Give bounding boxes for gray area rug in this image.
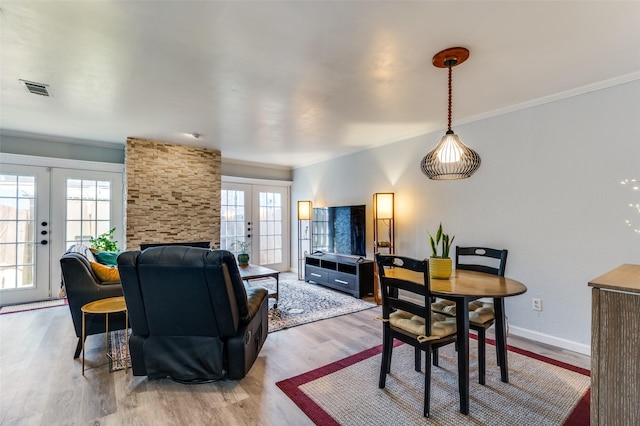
[254,272,376,332]
[108,272,376,371]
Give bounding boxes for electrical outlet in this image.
[532,298,543,311]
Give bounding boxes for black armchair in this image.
[117,247,268,382]
[60,245,127,359]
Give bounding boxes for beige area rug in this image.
[277,340,590,425]
[0,298,67,314]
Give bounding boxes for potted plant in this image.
[232,240,251,266]
[428,223,455,279]
[89,227,120,252]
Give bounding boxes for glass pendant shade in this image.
[421,131,481,180]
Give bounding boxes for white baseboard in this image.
[508,325,591,356]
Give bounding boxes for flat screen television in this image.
[312,204,366,257]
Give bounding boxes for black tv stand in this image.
[304,253,374,298]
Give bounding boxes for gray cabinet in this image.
[305,253,373,298]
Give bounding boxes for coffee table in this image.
[239,264,280,308]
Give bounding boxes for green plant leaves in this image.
[428,223,454,259]
[89,227,120,252]
[232,240,251,254]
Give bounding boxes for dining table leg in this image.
[455,298,470,415]
[493,297,509,383]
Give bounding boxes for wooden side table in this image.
[81,296,128,375]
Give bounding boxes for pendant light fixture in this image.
[421,47,481,180]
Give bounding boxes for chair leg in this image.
[424,346,432,417]
[386,334,393,373]
[433,347,439,367]
[414,346,421,372]
[478,327,486,385]
[379,332,390,388]
[73,337,83,359]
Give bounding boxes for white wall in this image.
[291,79,640,353]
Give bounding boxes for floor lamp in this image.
[298,201,313,280]
[373,192,395,304]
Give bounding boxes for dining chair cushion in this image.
[389,310,457,338]
[431,300,456,315]
[431,300,495,325]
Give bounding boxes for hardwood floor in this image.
[0,303,589,425]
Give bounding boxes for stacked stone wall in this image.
[125,137,221,250]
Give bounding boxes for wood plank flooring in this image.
[0,302,589,425]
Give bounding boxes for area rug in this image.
[0,298,67,314]
[254,272,376,332]
[108,273,376,371]
[108,329,131,372]
[277,339,590,425]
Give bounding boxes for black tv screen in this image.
[312,205,366,256]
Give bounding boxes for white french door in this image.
[0,165,50,305]
[0,156,123,306]
[220,182,290,271]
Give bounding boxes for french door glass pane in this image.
[96,220,111,235]
[65,178,112,248]
[258,191,283,265]
[67,200,81,220]
[96,201,110,220]
[18,176,35,197]
[220,189,246,253]
[0,173,36,290]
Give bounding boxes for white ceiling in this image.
[1,1,640,168]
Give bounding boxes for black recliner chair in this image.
[60,245,127,359]
[117,247,268,382]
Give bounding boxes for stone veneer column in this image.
[125,137,221,250]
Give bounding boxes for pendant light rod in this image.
[433,46,469,134]
[447,65,453,133]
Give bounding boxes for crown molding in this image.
[459,71,640,126]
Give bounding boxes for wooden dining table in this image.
[385,268,527,415]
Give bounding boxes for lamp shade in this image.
[421,132,481,180]
[374,193,394,220]
[297,200,312,220]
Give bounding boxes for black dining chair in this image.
[376,254,458,417]
[431,246,508,385]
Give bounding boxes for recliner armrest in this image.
[244,287,268,323]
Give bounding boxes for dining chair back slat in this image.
[455,246,508,276]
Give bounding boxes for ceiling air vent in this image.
[19,79,51,97]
